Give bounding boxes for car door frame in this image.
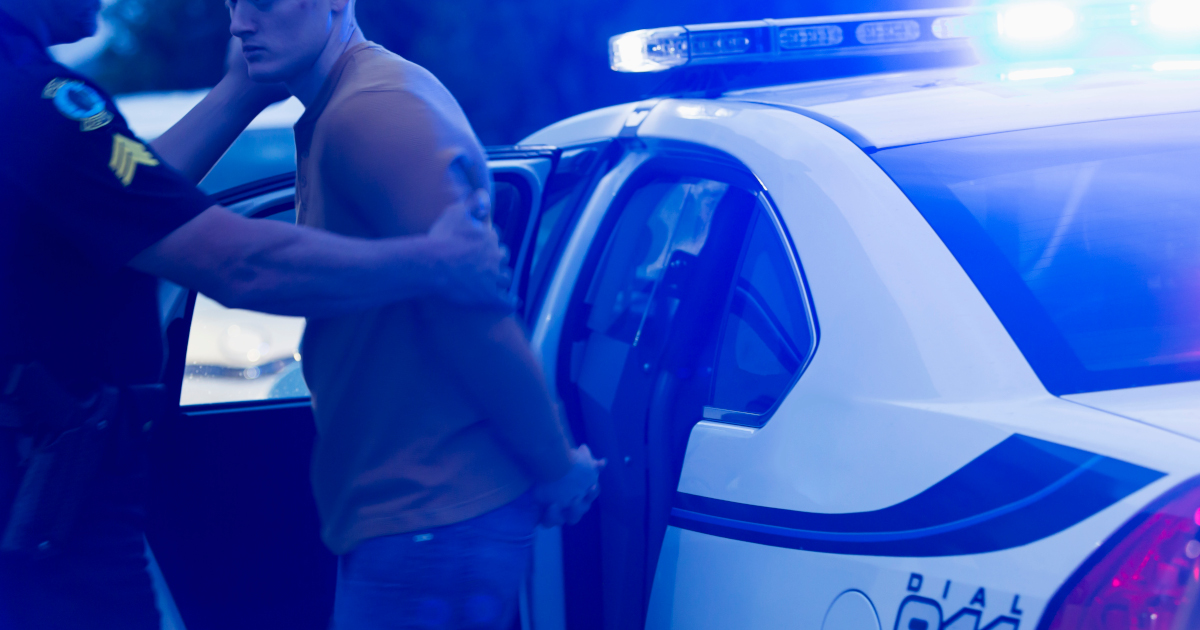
[151,147,572,629]
[522,138,816,630]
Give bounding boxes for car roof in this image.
[723,58,1200,149]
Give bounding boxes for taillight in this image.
[1042,479,1200,630]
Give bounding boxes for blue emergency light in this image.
[609,2,1200,73]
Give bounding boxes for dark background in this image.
[87,0,959,144]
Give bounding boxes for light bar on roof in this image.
[608,2,1200,73]
[609,8,980,73]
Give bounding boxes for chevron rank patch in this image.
[109,134,159,187]
[43,78,113,132]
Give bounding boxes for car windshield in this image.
[873,111,1200,395]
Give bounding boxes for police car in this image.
[146,3,1200,630]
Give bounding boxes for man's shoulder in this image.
[338,44,457,107]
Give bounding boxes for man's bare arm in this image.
[421,304,575,481]
[151,40,289,183]
[129,201,511,316]
[322,89,576,482]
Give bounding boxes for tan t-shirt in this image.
[295,42,572,555]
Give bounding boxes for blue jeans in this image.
[334,492,539,630]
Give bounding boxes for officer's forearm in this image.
[130,206,444,317]
[150,77,271,184]
[221,229,446,317]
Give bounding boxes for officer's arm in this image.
[128,202,511,317]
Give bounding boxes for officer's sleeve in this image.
[19,78,213,274]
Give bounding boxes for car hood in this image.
[1065,380,1200,441]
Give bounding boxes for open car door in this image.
[145,144,599,629]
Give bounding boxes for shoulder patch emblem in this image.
[109,134,159,187]
[43,78,113,132]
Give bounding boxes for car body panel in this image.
[727,62,1200,149]
[513,89,1200,630]
[523,102,643,147]
[1066,380,1200,441]
[141,51,1200,629]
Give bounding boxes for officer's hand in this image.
[225,38,290,110]
[534,445,605,528]
[427,190,516,309]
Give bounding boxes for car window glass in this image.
[873,111,1200,393]
[585,178,724,344]
[491,179,527,270]
[525,146,612,321]
[710,209,812,417]
[179,209,310,405]
[199,128,297,194]
[573,177,728,411]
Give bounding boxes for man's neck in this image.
[286,23,366,108]
[0,1,50,47]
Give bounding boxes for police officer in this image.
[0,0,512,626]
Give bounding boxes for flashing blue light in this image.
[608,9,977,73]
[931,15,974,39]
[691,30,755,57]
[608,3,1200,74]
[1150,1,1200,32]
[779,25,844,49]
[1002,66,1076,79]
[1153,58,1200,70]
[997,3,1077,41]
[610,28,689,73]
[856,20,923,44]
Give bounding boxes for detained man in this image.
[217,0,604,628]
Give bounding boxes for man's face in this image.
[38,0,102,45]
[228,0,334,83]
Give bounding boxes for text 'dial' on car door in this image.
[553,151,817,630]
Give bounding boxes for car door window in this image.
[575,177,727,408]
[180,209,309,406]
[707,208,813,424]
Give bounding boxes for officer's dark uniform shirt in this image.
[0,10,212,391]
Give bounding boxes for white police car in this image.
[147,4,1200,630]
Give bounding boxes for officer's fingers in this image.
[541,502,566,528]
[565,495,595,525]
[431,194,492,239]
[429,203,472,238]
[469,190,492,222]
[496,267,514,292]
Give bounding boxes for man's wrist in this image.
[212,75,275,120]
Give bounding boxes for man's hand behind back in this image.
[534,445,604,528]
[428,190,516,310]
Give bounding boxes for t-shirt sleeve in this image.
[321,89,473,235]
[17,76,213,273]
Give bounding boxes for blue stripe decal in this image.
[670,435,1163,556]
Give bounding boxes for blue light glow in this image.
[1150,1,1200,32]
[1002,66,1076,79]
[1153,59,1200,70]
[855,20,922,45]
[778,25,844,49]
[997,3,1078,41]
[609,28,689,73]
